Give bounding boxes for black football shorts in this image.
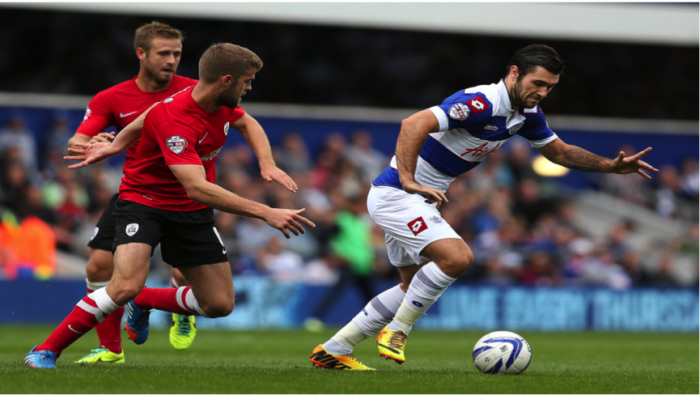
[87,193,120,252]
[112,199,228,268]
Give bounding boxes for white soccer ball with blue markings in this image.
[472,331,532,375]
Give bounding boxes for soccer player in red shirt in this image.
[67,22,200,364]
[25,43,313,369]
[67,22,298,364]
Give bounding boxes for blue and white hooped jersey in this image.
[373,79,558,192]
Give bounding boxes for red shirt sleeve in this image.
[75,91,115,137]
[231,106,246,122]
[154,120,203,166]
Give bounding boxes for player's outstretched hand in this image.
[88,132,116,144]
[263,208,316,238]
[402,180,449,209]
[63,142,117,169]
[610,147,659,180]
[262,165,298,193]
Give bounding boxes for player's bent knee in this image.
[111,282,145,306]
[202,299,234,318]
[442,250,474,277]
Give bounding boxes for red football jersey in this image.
[119,86,246,211]
[76,75,198,164]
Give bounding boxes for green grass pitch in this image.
[0,326,697,393]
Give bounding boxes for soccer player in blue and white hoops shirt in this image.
[310,44,658,370]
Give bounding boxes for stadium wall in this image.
[2,278,697,332]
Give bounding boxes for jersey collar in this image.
[495,79,525,127]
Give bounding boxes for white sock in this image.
[387,262,456,334]
[177,286,209,318]
[86,279,110,292]
[324,284,406,355]
[88,287,119,318]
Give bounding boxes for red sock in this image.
[133,287,199,315]
[89,289,123,354]
[37,296,105,354]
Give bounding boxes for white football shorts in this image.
[367,185,462,267]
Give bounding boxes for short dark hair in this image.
[133,21,184,52]
[506,44,565,79]
[199,43,263,84]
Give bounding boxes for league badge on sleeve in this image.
[449,103,470,121]
[166,136,188,154]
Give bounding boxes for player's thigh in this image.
[177,261,234,312]
[368,186,461,267]
[110,199,163,302]
[170,267,189,287]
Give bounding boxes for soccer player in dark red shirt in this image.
[25,43,313,369]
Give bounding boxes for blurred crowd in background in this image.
[0,112,697,291]
[0,8,697,120]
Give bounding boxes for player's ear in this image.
[136,47,147,61]
[221,75,233,87]
[509,65,519,81]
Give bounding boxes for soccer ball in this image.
[472,331,532,375]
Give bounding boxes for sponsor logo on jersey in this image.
[429,215,443,224]
[407,217,428,236]
[90,227,99,241]
[126,223,139,237]
[224,122,230,136]
[484,125,499,131]
[163,98,174,103]
[198,132,208,144]
[83,107,92,121]
[467,96,489,114]
[508,123,523,135]
[200,147,222,162]
[448,103,470,121]
[460,141,502,161]
[166,135,188,154]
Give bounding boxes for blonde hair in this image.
[198,43,263,84]
[133,21,184,52]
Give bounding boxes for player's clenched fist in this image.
[262,208,316,238]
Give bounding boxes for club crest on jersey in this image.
[449,103,470,121]
[163,98,174,103]
[126,223,139,237]
[407,217,428,236]
[224,122,230,136]
[508,123,523,135]
[166,135,188,154]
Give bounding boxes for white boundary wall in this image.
[4,3,698,46]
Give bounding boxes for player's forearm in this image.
[111,113,146,152]
[395,118,428,184]
[67,134,91,151]
[551,145,614,173]
[188,181,269,220]
[238,119,276,169]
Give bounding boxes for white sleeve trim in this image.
[428,106,450,132]
[526,133,558,148]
